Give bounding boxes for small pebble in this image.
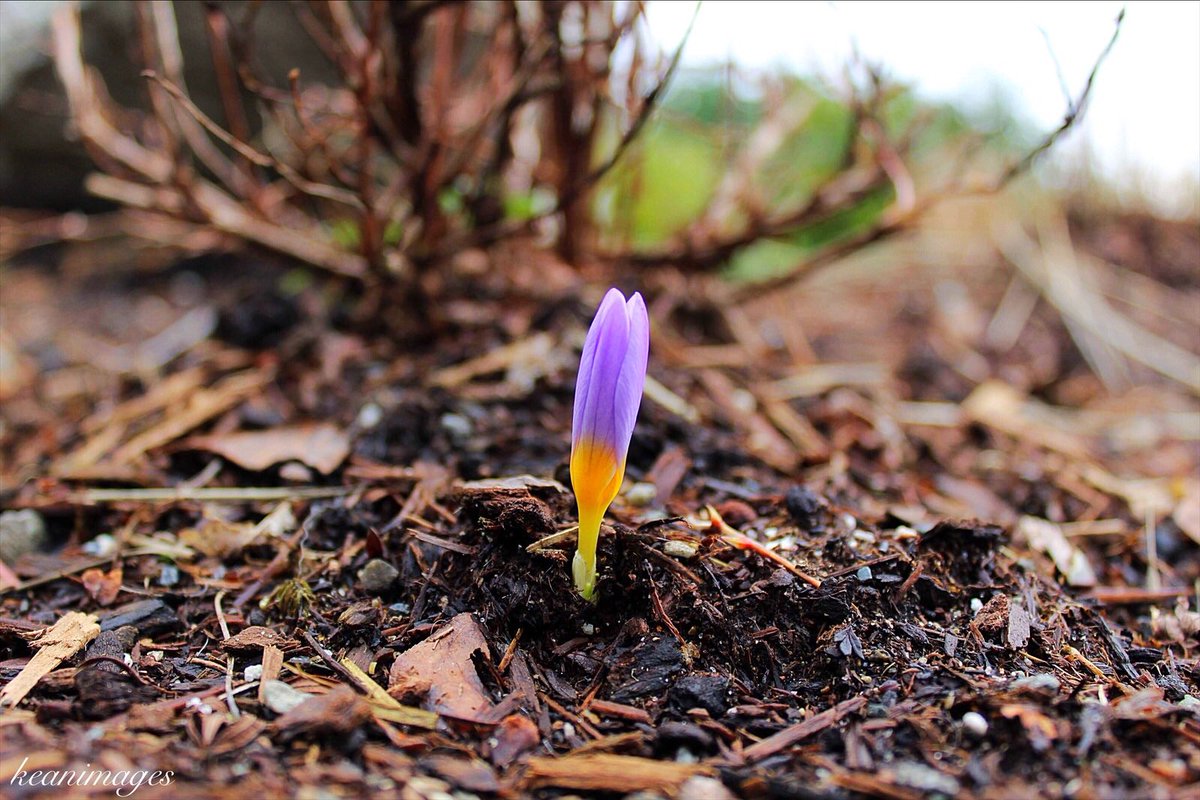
[158,564,180,587]
[244,664,263,682]
[1011,673,1061,693]
[663,540,698,559]
[358,559,399,593]
[678,775,737,800]
[440,413,473,441]
[892,761,960,796]
[970,597,984,613]
[356,402,383,429]
[581,623,595,636]
[0,509,47,563]
[962,711,988,737]
[784,486,821,525]
[855,566,873,582]
[278,462,313,482]
[625,482,658,508]
[83,533,117,557]
[262,680,312,715]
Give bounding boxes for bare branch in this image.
[142,71,365,210]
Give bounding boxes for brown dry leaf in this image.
[221,626,297,653]
[1017,516,1097,587]
[1082,465,1174,520]
[186,423,350,475]
[79,565,123,606]
[180,519,260,559]
[1110,687,1178,720]
[1151,599,1200,643]
[388,613,493,721]
[180,502,296,559]
[963,381,1089,459]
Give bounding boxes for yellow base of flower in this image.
[570,439,624,602]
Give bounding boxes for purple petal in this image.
[610,292,649,460]
[572,288,631,452]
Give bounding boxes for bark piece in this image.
[0,611,100,707]
[523,753,709,793]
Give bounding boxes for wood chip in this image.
[1017,516,1097,587]
[0,611,100,707]
[523,753,709,793]
[741,695,867,762]
[109,369,270,467]
[588,698,653,725]
[258,644,284,705]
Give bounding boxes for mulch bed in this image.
[1,220,1197,799]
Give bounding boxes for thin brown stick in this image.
[143,71,364,210]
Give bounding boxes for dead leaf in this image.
[1017,516,1097,587]
[80,565,123,606]
[180,503,296,559]
[186,423,350,474]
[1151,598,1200,643]
[221,626,297,653]
[1109,687,1177,720]
[389,612,493,720]
[963,381,1089,459]
[180,519,260,559]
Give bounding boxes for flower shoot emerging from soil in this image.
[570,288,649,601]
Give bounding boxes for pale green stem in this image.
[572,505,603,601]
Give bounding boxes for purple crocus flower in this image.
[570,288,649,600]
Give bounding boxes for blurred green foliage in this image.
[584,70,1033,280]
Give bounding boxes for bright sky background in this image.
[644,1,1200,217]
